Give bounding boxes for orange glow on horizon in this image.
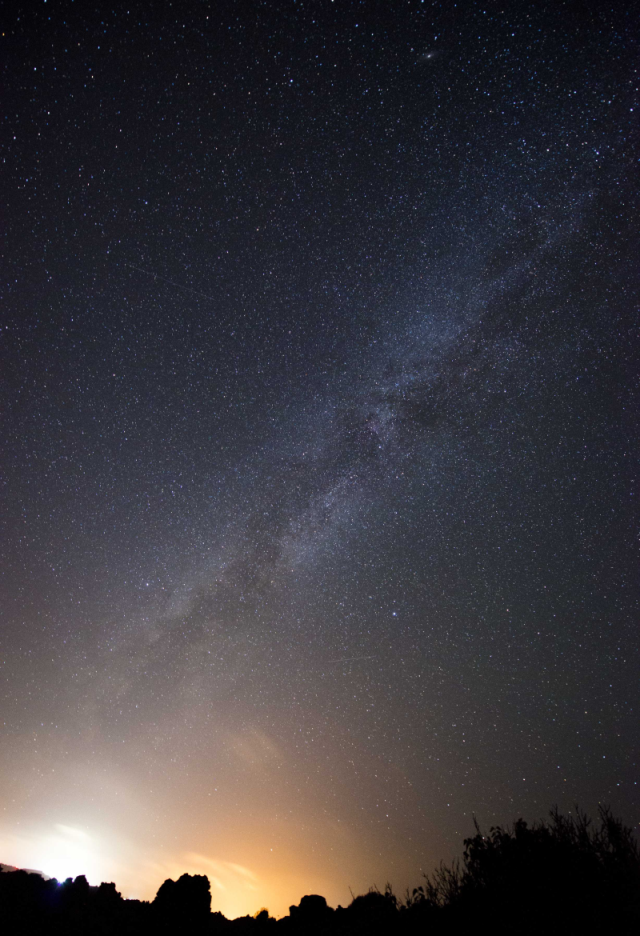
[0,810,429,920]
[0,721,439,919]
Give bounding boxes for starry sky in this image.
[1,0,638,919]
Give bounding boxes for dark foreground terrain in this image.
[1,808,639,935]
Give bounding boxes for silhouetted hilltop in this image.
[1,807,639,935]
[0,863,50,879]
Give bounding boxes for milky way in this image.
[1,0,638,917]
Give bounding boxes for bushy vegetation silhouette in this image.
[1,806,638,934]
[403,805,640,934]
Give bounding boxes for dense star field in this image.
[1,0,638,919]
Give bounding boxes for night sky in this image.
[1,0,638,919]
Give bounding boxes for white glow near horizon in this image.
[0,824,113,886]
[31,825,101,883]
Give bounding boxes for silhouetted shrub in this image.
[413,806,640,934]
[345,885,399,936]
[284,893,335,934]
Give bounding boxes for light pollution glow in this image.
[0,721,441,919]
